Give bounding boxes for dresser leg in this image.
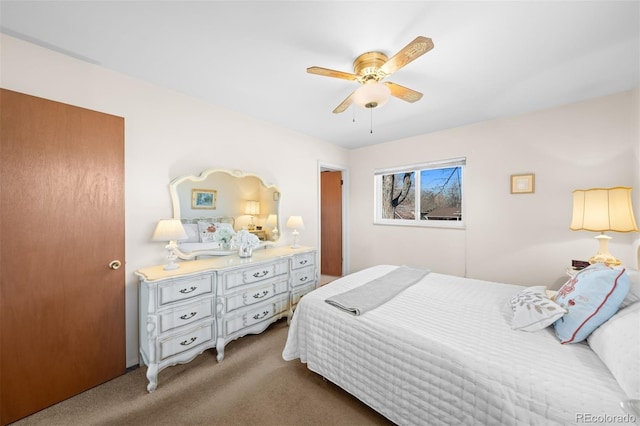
[146,364,158,392]
[216,340,225,362]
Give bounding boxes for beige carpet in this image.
[12,319,392,426]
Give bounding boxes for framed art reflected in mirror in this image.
[191,188,217,209]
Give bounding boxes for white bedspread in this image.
[283,265,630,426]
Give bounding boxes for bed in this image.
[176,216,237,256]
[283,264,639,425]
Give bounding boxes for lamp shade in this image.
[266,214,278,227]
[286,215,305,230]
[570,187,638,232]
[245,200,260,215]
[353,81,391,109]
[152,219,188,241]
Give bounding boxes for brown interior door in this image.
[0,89,126,425]
[321,171,343,276]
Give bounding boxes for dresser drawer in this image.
[222,260,288,290]
[158,298,214,334]
[159,321,214,361]
[291,266,316,288]
[291,282,316,306]
[159,275,213,306]
[222,278,289,314]
[223,296,289,336]
[292,252,316,270]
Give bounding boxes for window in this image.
[374,157,465,228]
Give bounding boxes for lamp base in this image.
[163,262,180,270]
[163,244,180,270]
[588,233,621,266]
[290,229,299,249]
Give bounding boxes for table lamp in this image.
[245,200,260,230]
[570,187,638,266]
[152,219,188,270]
[266,214,279,241]
[286,215,305,248]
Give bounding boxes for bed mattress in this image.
[282,265,629,425]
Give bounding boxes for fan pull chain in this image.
[370,108,373,134]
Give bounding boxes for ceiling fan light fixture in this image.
[353,81,391,109]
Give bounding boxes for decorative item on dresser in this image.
[245,200,260,230]
[169,168,281,260]
[136,245,317,392]
[286,215,305,248]
[248,228,267,241]
[151,219,189,270]
[266,214,279,241]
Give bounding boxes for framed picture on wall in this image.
[510,173,535,194]
[191,188,217,209]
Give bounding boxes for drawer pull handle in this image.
[253,310,269,320]
[252,270,269,278]
[180,337,197,346]
[253,290,269,299]
[180,312,197,320]
[179,286,197,294]
[299,276,308,282]
[298,260,308,265]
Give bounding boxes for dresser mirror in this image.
[169,168,280,259]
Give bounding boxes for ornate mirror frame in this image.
[169,168,281,259]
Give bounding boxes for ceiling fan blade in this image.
[307,66,359,81]
[384,82,423,103]
[379,36,434,76]
[332,92,355,114]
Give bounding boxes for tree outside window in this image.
[375,158,465,228]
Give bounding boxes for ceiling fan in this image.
[307,36,434,114]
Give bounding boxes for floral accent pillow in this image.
[197,221,218,243]
[509,286,566,332]
[553,263,630,344]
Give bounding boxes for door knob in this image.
[108,260,122,270]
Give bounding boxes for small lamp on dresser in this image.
[245,200,260,230]
[152,219,188,270]
[570,186,639,266]
[286,215,305,249]
[266,214,279,241]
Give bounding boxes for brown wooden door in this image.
[0,89,126,425]
[321,171,343,276]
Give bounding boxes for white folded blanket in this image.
[324,265,429,315]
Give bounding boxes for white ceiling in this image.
[1,1,638,149]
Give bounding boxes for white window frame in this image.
[373,157,466,229]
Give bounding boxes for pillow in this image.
[587,302,639,399]
[183,223,200,243]
[197,221,217,243]
[553,263,630,344]
[507,286,566,332]
[619,267,639,308]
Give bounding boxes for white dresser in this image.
[136,246,317,392]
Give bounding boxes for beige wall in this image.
[0,34,349,366]
[349,90,639,287]
[3,33,639,367]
